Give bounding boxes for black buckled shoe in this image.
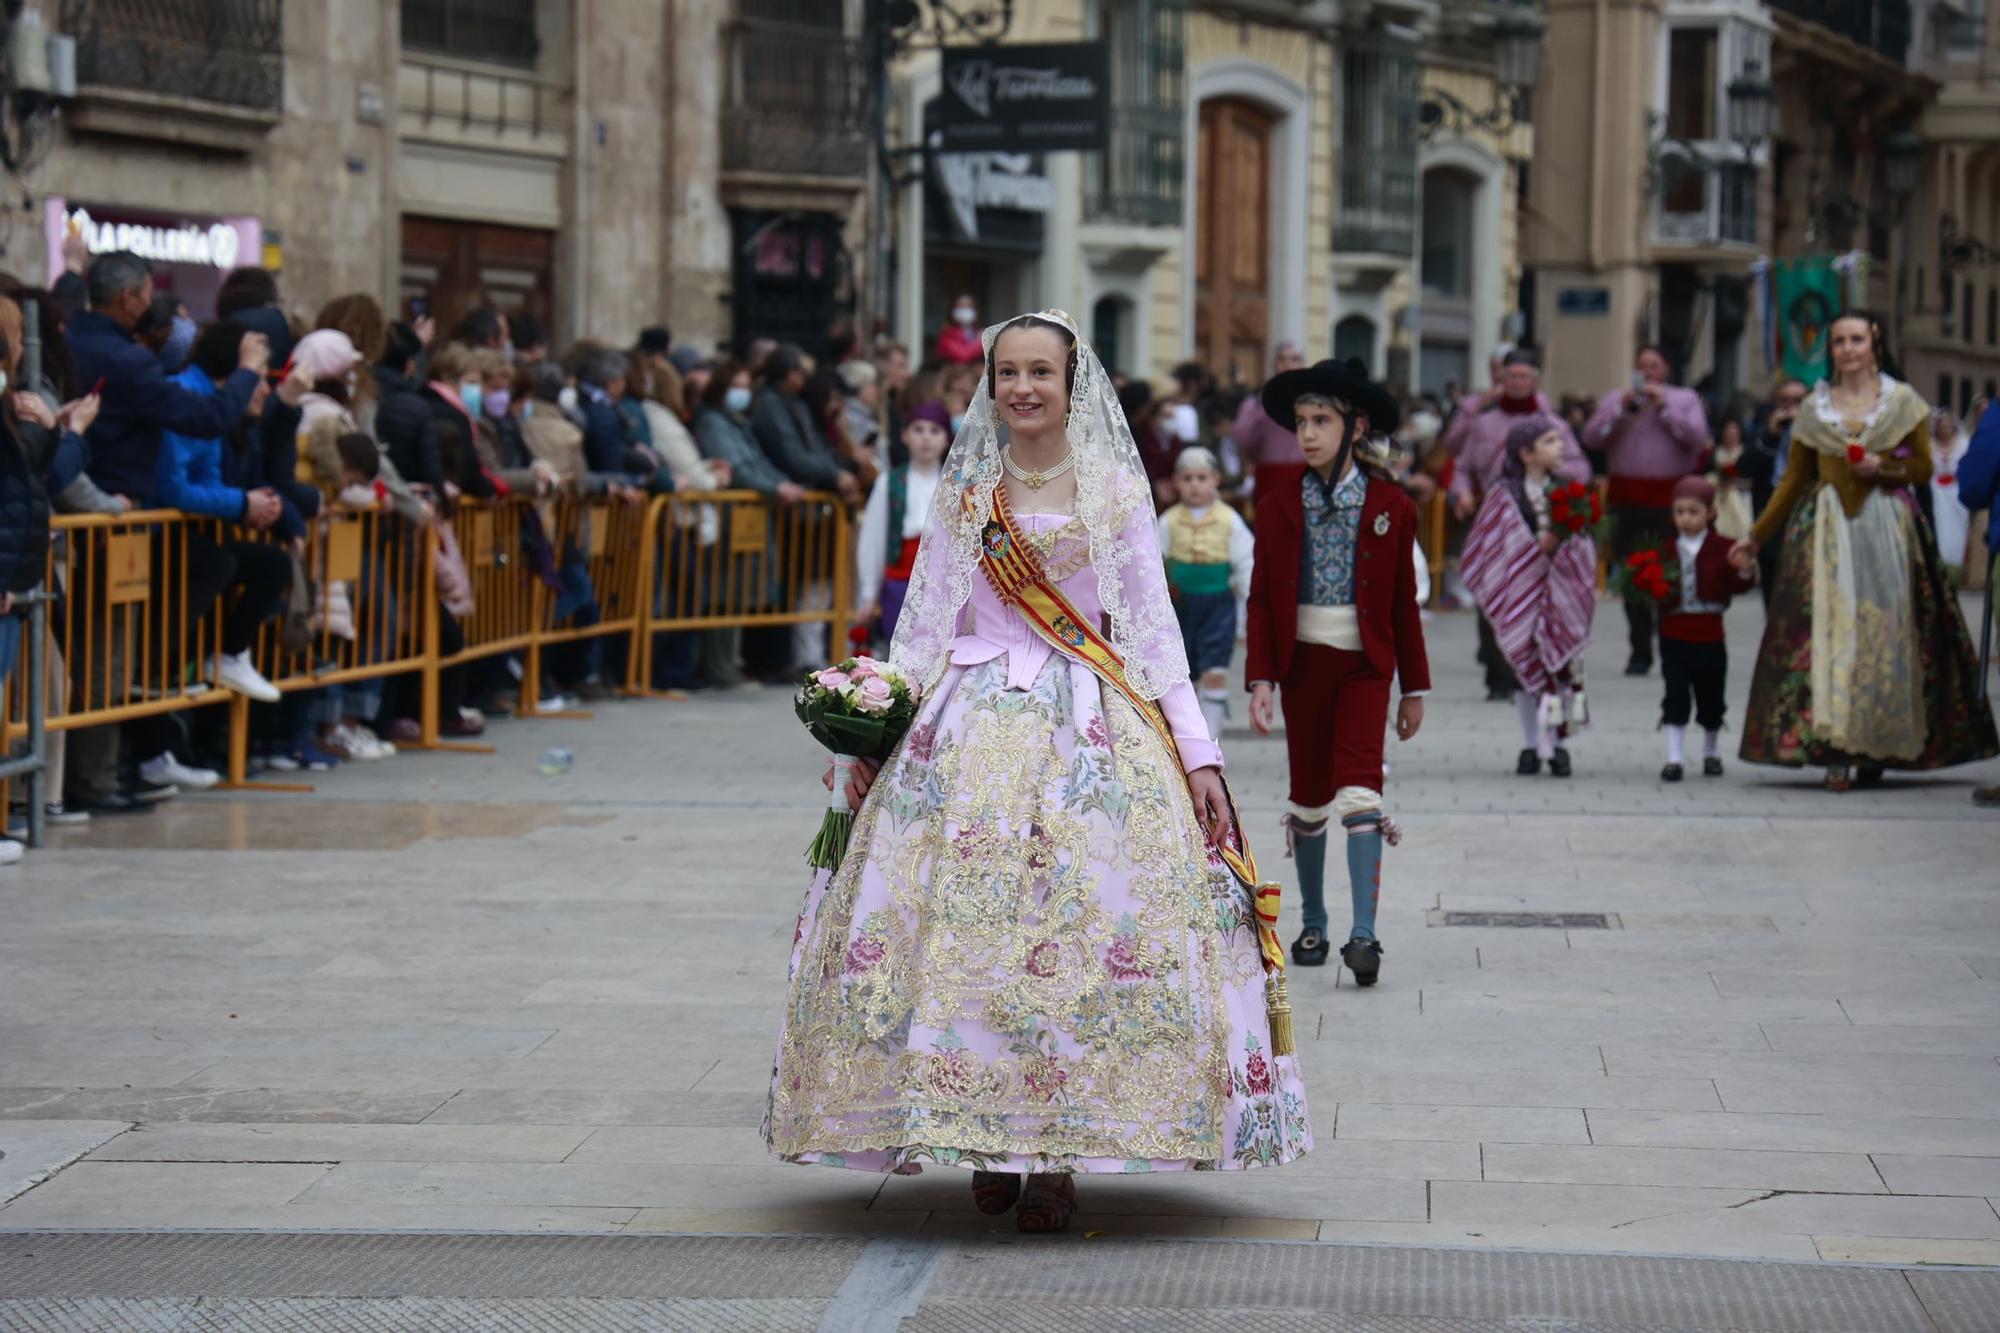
[1341,937,1384,987]
[1548,748,1573,778]
[1660,762,1684,782]
[1291,928,1330,966]
[1703,756,1724,777]
[1516,748,1541,776]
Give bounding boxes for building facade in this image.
[19,0,871,355]
[888,0,1531,391]
[1527,0,1999,411]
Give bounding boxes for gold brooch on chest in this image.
[1372,512,1390,536]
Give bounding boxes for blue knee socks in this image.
[1290,817,1329,934]
[1342,811,1383,942]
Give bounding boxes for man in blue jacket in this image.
[1957,399,2000,808]
[63,251,269,813]
[156,320,315,711]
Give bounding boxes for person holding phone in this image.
[1582,345,1711,676]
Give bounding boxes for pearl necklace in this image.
[1002,446,1076,489]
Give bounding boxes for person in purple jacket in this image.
[1583,345,1711,677]
[1958,398,2000,808]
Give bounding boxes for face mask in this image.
[521,401,535,421]
[159,315,197,372]
[953,306,976,326]
[483,388,511,419]
[558,385,579,416]
[458,382,483,419]
[724,386,753,414]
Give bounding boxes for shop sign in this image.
[934,152,1053,242]
[46,199,262,283]
[937,42,1110,153]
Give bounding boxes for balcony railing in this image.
[1335,38,1419,257]
[1655,157,1758,248]
[59,0,283,112]
[1086,0,1186,227]
[721,17,868,179]
[1770,0,1913,63]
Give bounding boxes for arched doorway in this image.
[1195,97,1274,385]
[1334,314,1377,369]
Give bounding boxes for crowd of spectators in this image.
[6,262,1997,864]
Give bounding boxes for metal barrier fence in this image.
[629,490,853,692]
[1,489,853,842]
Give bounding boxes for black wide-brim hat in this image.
[1260,358,1401,437]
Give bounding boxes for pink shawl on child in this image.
[1461,485,1597,696]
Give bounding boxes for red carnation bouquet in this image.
[1613,546,1679,603]
[1547,480,1611,541]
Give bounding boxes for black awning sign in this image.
[938,42,1110,154]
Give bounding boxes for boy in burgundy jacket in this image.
[1246,359,1430,986]
[1659,474,1756,781]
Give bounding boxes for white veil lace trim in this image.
[888,309,1190,700]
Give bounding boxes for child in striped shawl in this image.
[1461,416,1598,777]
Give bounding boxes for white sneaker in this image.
[140,752,220,791]
[0,839,21,865]
[212,651,281,703]
[328,723,392,762]
[351,723,395,758]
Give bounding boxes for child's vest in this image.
[1162,504,1233,596]
[884,465,921,583]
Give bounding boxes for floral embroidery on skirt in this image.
[765,655,1313,1175]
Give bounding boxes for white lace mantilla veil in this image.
[887,308,1190,699]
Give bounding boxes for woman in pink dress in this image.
[765,311,1311,1233]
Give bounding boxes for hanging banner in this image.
[937,42,1110,153]
[1775,256,1842,386]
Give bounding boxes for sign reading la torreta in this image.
[937,42,1111,154]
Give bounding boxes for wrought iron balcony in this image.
[1654,157,1758,248]
[721,16,867,180]
[1085,0,1186,227]
[1335,39,1421,257]
[59,0,283,113]
[1770,0,1913,63]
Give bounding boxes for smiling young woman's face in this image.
[991,325,1071,443]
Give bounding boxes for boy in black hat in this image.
[1245,360,1430,986]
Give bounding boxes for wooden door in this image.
[400,216,555,342]
[1195,98,1273,385]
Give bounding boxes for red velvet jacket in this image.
[1660,528,1756,643]
[1245,464,1432,693]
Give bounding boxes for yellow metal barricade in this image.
[421,496,536,746]
[226,503,434,787]
[1420,490,1448,608]
[12,511,234,733]
[519,491,653,715]
[630,489,853,690]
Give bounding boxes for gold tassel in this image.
[1265,972,1295,1057]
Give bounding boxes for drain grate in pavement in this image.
[1436,911,1617,929]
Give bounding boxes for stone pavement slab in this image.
[2,605,1997,1289]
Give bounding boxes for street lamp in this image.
[1419,3,1547,141]
[1724,59,1774,156]
[1879,129,1924,201]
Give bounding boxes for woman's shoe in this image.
[1341,936,1384,987]
[1703,756,1724,777]
[1516,749,1541,776]
[1660,763,1684,782]
[1015,1173,1076,1233]
[1290,928,1330,966]
[1823,766,1853,792]
[971,1170,1022,1216]
[1548,749,1572,778]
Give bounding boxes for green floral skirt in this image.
[1740,488,1998,771]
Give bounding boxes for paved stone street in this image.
[3,602,1998,1325]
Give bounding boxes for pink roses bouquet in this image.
[795,656,920,870]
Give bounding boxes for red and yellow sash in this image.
[975,483,1293,1053]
